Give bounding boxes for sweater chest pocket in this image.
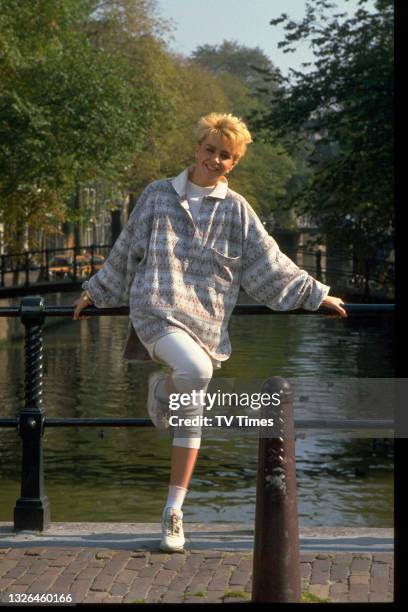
[210,248,242,293]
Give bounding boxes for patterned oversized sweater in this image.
[83,167,330,363]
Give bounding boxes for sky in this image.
[156,0,376,75]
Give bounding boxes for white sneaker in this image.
[160,507,185,552]
[147,371,170,430]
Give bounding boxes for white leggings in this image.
[145,331,215,449]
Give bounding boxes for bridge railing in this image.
[0,245,394,300]
[0,244,111,287]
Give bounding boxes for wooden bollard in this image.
[252,376,301,602]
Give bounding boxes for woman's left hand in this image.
[321,295,348,318]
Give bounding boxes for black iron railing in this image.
[0,244,111,287]
[0,245,394,301]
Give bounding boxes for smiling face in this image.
[191,133,239,187]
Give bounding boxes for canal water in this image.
[0,296,394,527]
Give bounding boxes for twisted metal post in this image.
[14,296,50,531]
[252,377,301,603]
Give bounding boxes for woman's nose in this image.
[211,151,220,164]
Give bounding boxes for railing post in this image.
[45,248,50,281]
[24,252,30,286]
[252,376,301,603]
[315,249,322,281]
[14,296,50,532]
[364,259,371,300]
[1,254,5,287]
[90,244,95,275]
[73,248,78,281]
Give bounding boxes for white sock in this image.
[165,485,188,511]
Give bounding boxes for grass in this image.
[223,589,328,603]
[301,590,330,603]
[223,590,250,599]
[130,588,329,604]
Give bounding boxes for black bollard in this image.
[14,296,50,531]
[252,377,301,603]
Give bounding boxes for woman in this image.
[73,112,346,552]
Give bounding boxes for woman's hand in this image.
[321,295,348,318]
[72,292,93,320]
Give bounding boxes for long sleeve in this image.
[82,183,154,308]
[240,201,330,311]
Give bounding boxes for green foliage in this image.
[223,590,249,599]
[191,39,278,103]
[79,3,229,198]
[229,141,295,220]
[256,0,394,258]
[0,0,159,249]
[301,590,329,603]
[5,4,378,251]
[123,51,229,196]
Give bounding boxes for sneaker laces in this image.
[165,512,182,536]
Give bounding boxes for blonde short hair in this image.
[195,112,253,160]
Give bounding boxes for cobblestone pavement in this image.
[0,547,393,604]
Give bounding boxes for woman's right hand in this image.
[72,293,93,320]
[321,295,347,318]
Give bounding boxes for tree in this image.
[81,2,229,202]
[122,49,230,198]
[0,0,157,250]
[255,0,394,259]
[191,40,278,103]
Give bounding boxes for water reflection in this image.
[0,299,394,526]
